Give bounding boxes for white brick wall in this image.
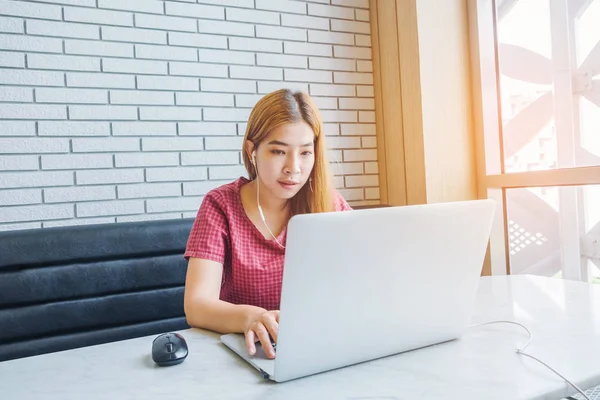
[0,0,379,231]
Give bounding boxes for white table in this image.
[1,275,599,400]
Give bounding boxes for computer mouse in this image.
[151,332,188,366]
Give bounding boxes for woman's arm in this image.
[183,257,279,358]
[184,257,265,334]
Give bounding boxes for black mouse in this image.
[152,332,188,366]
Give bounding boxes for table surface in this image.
[1,275,599,400]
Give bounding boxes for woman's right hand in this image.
[244,310,279,359]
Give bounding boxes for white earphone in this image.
[251,150,285,249]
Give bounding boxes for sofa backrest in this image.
[0,218,194,361]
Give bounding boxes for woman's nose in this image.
[285,154,301,174]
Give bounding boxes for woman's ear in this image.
[245,140,255,161]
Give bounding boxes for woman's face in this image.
[251,122,316,201]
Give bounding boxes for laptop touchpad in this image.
[254,340,276,360]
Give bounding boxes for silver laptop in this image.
[221,199,496,382]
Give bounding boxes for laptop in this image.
[221,199,496,382]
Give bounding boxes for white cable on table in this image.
[469,321,591,400]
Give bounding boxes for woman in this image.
[183,89,352,360]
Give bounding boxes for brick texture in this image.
[0,0,378,230]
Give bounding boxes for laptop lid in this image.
[269,199,495,382]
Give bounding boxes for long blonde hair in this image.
[242,89,334,216]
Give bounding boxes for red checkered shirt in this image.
[184,177,353,311]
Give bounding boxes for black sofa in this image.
[0,218,195,362]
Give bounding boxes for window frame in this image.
[468,0,600,279]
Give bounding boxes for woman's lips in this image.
[278,181,299,190]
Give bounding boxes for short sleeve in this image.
[334,190,353,211]
[184,193,229,264]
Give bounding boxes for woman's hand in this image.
[244,310,279,359]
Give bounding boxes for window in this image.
[470,0,600,281]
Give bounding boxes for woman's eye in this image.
[302,151,313,156]
[271,149,285,155]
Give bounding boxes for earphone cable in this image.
[255,165,286,249]
[469,321,590,400]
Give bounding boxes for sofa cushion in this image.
[0,218,195,362]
